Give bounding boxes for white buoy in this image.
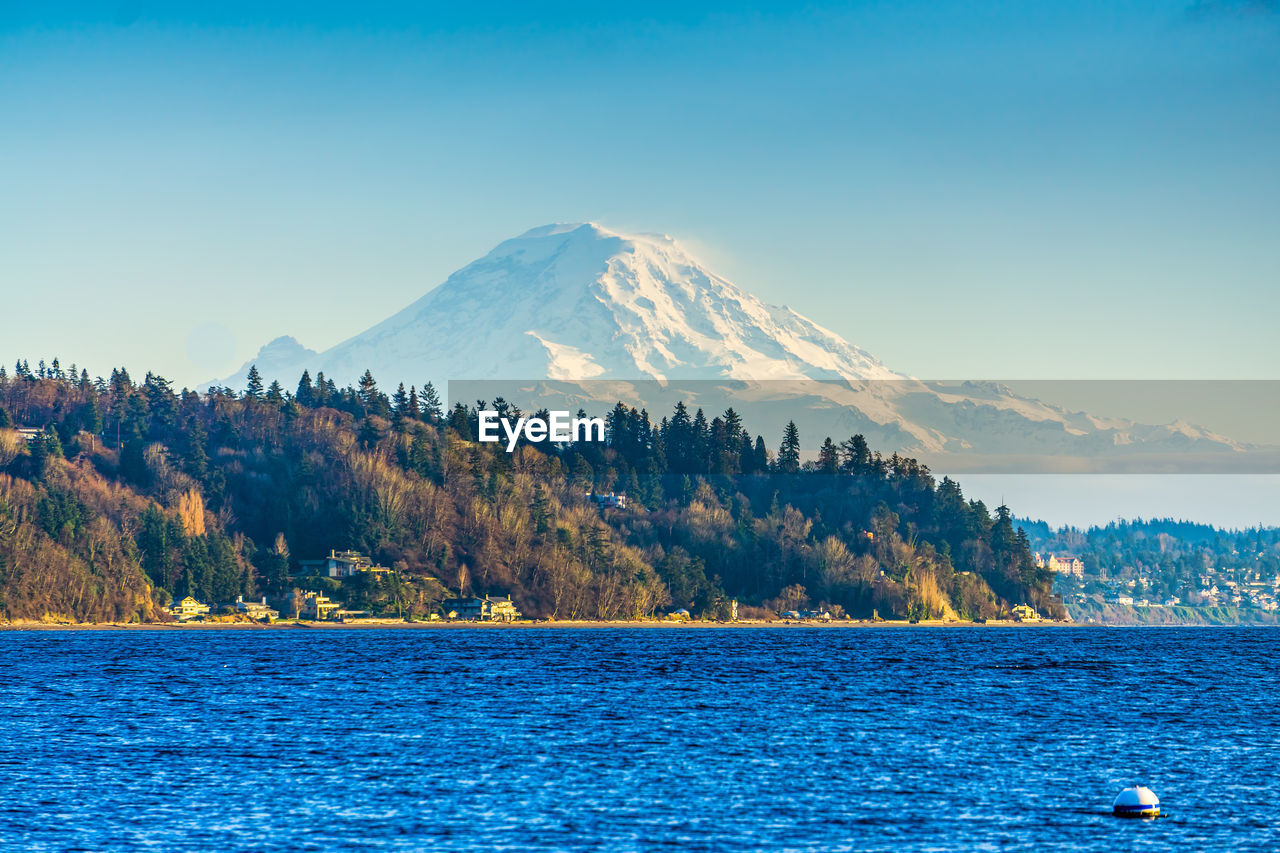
[1113,785,1160,818]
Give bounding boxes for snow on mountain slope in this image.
[220,222,899,389]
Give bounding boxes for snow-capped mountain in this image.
[225,222,898,387]
[219,222,1266,471]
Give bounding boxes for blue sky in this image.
[3,1,1277,390]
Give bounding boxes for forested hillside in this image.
[0,358,1063,622]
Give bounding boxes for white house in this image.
[234,595,279,621]
[585,492,628,510]
[171,596,210,621]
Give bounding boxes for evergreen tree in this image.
[84,396,105,438]
[692,408,711,472]
[183,419,209,480]
[738,433,758,473]
[421,382,442,423]
[777,421,801,473]
[447,402,472,440]
[357,370,379,416]
[392,383,410,417]
[817,437,839,474]
[296,370,315,407]
[840,434,874,475]
[244,365,264,401]
[408,430,436,480]
[43,426,64,459]
[531,484,552,535]
[358,417,382,449]
[753,435,769,471]
[664,401,695,473]
[313,371,331,406]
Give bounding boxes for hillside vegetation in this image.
[0,359,1063,622]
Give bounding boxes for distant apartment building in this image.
[1115,595,1135,606]
[170,596,210,621]
[1034,552,1085,579]
[299,549,393,579]
[442,595,521,622]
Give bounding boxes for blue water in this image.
[1,627,1276,852]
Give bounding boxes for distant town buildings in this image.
[442,595,521,622]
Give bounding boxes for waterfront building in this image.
[234,595,279,621]
[302,591,341,621]
[442,595,521,622]
[1011,604,1041,622]
[171,596,210,621]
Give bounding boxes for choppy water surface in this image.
[1,627,1276,851]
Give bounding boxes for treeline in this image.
[1019,517,1280,601]
[0,358,1062,622]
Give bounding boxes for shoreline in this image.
[0,618,1120,631]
